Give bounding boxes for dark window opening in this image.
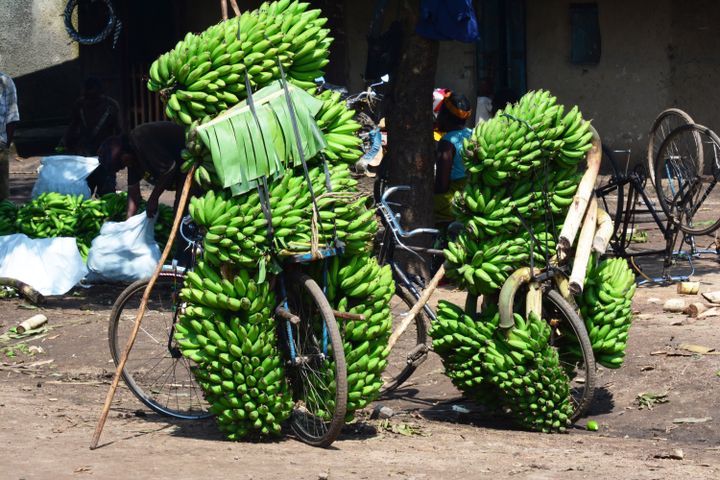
[570,3,601,65]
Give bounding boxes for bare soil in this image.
[2,156,720,479]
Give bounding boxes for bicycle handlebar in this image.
[379,186,439,238]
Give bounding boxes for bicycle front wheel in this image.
[655,123,720,235]
[380,281,430,395]
[280,273,347,448]
[543,289,596,422]
[108,272,211,420]
[647,108,698,186]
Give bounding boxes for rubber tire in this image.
[379,281,430,395]
[543,289,597,422]
[647,108,698,186]
[108,272,212,420]
[283,273,347,448]
[654,123,720,235]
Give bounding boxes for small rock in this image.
[370,404,394,419]
[318,472,329,480]
[647,297,662,304]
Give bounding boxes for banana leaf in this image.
[196,81,326,195]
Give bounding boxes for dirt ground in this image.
[2,155,720,479]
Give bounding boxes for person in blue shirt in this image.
[434,92,472,222]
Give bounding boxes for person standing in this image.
[0,71,20,201]
[59,77,121,156]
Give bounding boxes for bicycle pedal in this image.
[407,344,429,366]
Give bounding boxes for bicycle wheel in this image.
[655,123,720,235]
[542,289,596,422]
[380,281,430,394]
[108,272,211,420]
[280,273,347,448]
[647,108,698,186]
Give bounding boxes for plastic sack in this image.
[86,212,161,283]
[0,234,88,296]
[31,155,99,199]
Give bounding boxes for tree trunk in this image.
[385,1,439,274]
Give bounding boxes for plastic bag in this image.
[31,155,99,199]
[0,234,88,296]
[85,212,161,283]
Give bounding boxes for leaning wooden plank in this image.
[569,195,598,295]
[557,127,602,261]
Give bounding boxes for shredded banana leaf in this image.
[197,81,326,195]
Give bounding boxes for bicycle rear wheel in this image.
[655,123,720,235]
[108,272,211,420]
[380,281,430,394]
[280,273,347,448]
[647,108,698,186]
[543,289,596,422]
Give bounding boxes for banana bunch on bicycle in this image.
[146,0,397,443]
[434,89,636,433]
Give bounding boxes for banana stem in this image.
[498,267,540,330]
[592,206,614,254]
[557,126,602,262]
[569,194,598,295]
[0,277,44,305]
[91,165,197,450]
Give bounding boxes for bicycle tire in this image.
[647,108,698,186]
[543,289,596,422]
[281,273,347,448]
[108,272,212,420]
[655,123,720,235]
[380,281,430,395]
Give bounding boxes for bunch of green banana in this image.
[462,90,592,186]
[444,228,557,296]
[321,254,394,418]
[429,302,573,433]
[189,189,270,269]
[148,0,332,127]
[576,257,635,369]
[0,200,18,235]
[175,269,294,438]
[315,89,364,163]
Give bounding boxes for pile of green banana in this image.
[0,200,18,235]
[8,192,174,259]
[148,0,333,127]
[575,257,635,369]
[433,91,619,433]
[175,265,294,438]
[431,302,573,433]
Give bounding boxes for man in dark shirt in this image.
[94,121,186,219]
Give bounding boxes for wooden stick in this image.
[221,0,228,20]
[592,207,614,254]
[526,282,542,319]
[387,264,444,352]
[0,277,44,304]
[229,0,241,16]
[90,167,196,450]
[557,128,602,262]
[17,314,48,334]
[569,195,598,295]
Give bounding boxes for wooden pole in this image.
[0,278,44,304]
[557,128,602,262]
[569,195,598,295]
[90,167,196,450]
[592,207,614,254]
[387,264,444,352]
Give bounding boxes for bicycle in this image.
[108,215,349,447]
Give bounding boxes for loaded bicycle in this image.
[108,213,349,447]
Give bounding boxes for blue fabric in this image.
[442,128,471,181]
[415,0,480,43]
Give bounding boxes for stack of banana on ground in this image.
[151,0,394,440]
